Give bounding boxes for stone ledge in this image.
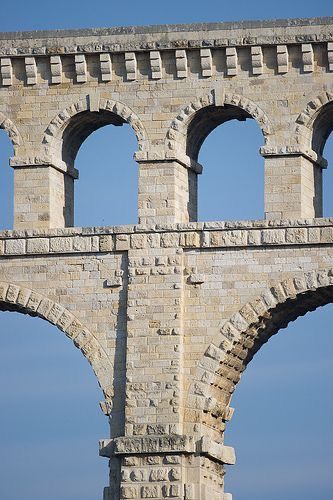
[0,219,332,256]
[99,434,235,465]
[0,217,333,239]
[0,17,332,56]
[99,434,195,458]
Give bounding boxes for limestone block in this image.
[251,46,263,75]
[277,45,288,73]
[0,57,12,85]
[328,42,333,71]
[150,51,162,79]
[226,47,237,76]
[25,57,37,85]
[125,52,137,80]
[50,55,62,84]
[27,238,50,254]
[75,54,87,83]
[5,239,26,254]
[100,53,112,81]
[302,43,313,72]
[175,49,187,78]
[200,48,212,77]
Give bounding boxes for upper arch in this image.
[0,112,22,149]
[42,94,148,170]
[0,281,113,409]
[187,268,333,428]
[296,89,333,157]
[166,90,272,162]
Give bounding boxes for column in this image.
[12,161,77,230]
[263,153,324,220]
[137,159,199,225]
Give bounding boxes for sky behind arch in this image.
[0,1,333,499]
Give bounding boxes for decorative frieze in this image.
[125,52,137,80]
[175,49,187,78]
[25,56,37,85]
[302,43,314,72]
[0,58,12,86]
[226,47,237,76]
[50,55,62,84]
[200,48,213,77]
[100,53,112,81]
[75,54,87,83]
[277,45,288,73]
[251,46,263,75]
[0,40,332,87]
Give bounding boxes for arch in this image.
[0,281,113,411]
[165,90,271,161]
[42,94,148,170]
[0,112,22,149]
[295,89,333,158]
[187,268,333,427]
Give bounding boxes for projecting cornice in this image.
[0,16,332,55]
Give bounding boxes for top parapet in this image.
[0,16,333,55]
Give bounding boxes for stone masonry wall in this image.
[0,17,333,500]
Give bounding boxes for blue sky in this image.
[0,1,333,499]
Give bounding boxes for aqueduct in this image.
[0,16,333,499]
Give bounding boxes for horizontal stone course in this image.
[0,219,332,256]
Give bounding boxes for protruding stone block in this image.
[0,58,12,86]
[226,47,237,76]
[125,52,137,80]
[100,53,112,81]
[25,57,37,85]
[175,49,187,78]
[75,54,87,83]
[150,51,162,79]
[277,45,288,73]
[50,55,62,84]
[200,48,212,77]
[302,43,314,72]
[251,46,263,75]
[328,42,333,71]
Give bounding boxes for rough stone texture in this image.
[0,17,333,500]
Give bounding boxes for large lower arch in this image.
[0,281,113,410]
[187,268,333,429]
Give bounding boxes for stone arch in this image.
[0,112,22,150]
[295,89,333,159]
[42,94,148,171]
[165,90,272,161]
[0,281,113,412]
[187,268,333,429]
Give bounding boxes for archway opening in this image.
[311,102,333,217]
[56,109,139,228]
[74,122,138,227]
[225,302,333,500]
[0,129,14,229]
[0,311,108,500]
[187,105,265,221]
[322,132,333,216]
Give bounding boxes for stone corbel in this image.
[134,149,203,174]
[9,156,79,179]
[260,145,328,169]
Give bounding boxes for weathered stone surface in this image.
[0,16,333,500]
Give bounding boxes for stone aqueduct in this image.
[0,16,333,499]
